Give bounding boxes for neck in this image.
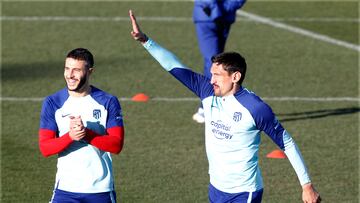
[68,85,91,97]
[232,84,241,94]
[222,84,241,97]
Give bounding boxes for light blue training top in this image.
[142,38,311,193]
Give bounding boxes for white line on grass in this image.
[2,13,358,51]
[237,10,360,52]
[0,16,192,22]
[1,97,359,102]
[1,16,359,23]
[271,17,360,23]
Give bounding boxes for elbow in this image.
[112,139,124,154]
[39,143,53,157]
[112,135,124,154]
[39,148,52,157]
[112,149,122,155]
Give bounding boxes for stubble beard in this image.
[67,74,88,92]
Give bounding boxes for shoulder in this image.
[90,86,120,106]
[234,87,273,119]
[43,88,69,108]
[169,68,214,99]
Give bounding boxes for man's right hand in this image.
[129,10,148,44]
[69,116,86,141]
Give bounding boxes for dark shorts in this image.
[208,183,263,203]
[50,189,116,203]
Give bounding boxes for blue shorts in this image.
[50,189,117,203]
[208,184,263,203]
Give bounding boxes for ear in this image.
[232,71,241,83]
[88,67,94,75]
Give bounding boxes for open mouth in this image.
[67,79,77,84]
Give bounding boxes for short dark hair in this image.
[211,52,247,85]
[66,48,94,69]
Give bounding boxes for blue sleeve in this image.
[241,94,311,186]
[253,103,311,186]
[170,68,213,100]
[143,38,213,99]
[106,97,124,128]
[250,100,285,149]
[253,102,311,185]
[39,97,58,132]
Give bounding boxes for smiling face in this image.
[64,58,93,96]
[210,63,241,97]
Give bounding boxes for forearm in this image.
[142,38,188,72]
[283,131,311,186]
[39,129,73,157]
[85,126,124,154]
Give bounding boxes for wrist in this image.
[302,182,313,190]
[139,34,148,44]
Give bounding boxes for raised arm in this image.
[129,10,213,99]
[129,10,186,71]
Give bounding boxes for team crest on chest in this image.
[233,112,242,122]
[93,109,101,119]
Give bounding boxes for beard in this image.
[67,74,88,92]
[213,85,222,97]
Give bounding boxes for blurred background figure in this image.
[192,0,247,123]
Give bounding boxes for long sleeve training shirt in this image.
[142,38,311,193]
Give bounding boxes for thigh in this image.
[195,23,223,58]
[195,22,231,78]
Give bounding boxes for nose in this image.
[210,76,216,85]
[70,70,75,78]
[66,69,74,78]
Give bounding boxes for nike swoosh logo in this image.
[62,113,71,118]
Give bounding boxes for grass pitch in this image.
[1,1,359,202]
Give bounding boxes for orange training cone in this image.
[131,93,150,102]
[266,149,287,159]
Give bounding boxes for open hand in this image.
[129,10,148,43]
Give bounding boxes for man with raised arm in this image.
[129,10,321,203]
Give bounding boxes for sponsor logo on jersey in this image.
[211,120,233,140]
[233,112,242,122]
[93,109,101,119]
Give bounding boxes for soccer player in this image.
[38,48,124,203]
[129,10,321,203]
[192,0,247,123]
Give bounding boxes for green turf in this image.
[1,1,359,202]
